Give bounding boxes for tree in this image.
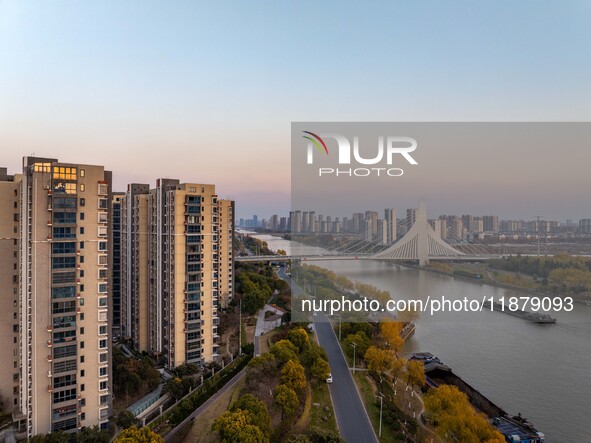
[274,384,299,418]
[301,341,327,368]
[281,360,307,392]
[270,340,298,365]
[380,322,404,355]
[114,426,164,443]
[213,410,251,440]
[406,360,426,390]
[77,426,111,443]
[162,377,185,400]
[425,385,505,443]
[116,409,139,429]
[230,394,271,439]
[307,427,346,443]
[364,346,394,382]
[213,409,267,443]
[342,332,370,360]
[286,328,310,353]
[311,358,331,381]
[30,432,70,443]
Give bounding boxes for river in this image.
[250,233,591,442]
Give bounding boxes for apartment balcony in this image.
[47,355,53,362]
[47,325,53,332]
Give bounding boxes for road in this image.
[280,266,378,443]
[315,317,378,443]
[164,370,245,442]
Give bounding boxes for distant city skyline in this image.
[2,2,591,220]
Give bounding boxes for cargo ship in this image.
[489,301,556,324]
[411,353,546,443]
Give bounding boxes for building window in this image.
[98,212,108,223]
[80,212,84,221]
[79,198,85,206]
[79,184,85,192]
[98,241,107,252]
[52,388,77,404]
[99,367,107,377]
[98,226,107,237]
[79,169,85,177]
[99,325,107,336]
[98,283,107,294]
[99,381,107,391]
[98,199,108,210]
[80,227,84,235]
[98,184,108,196]
[99,395,108,405]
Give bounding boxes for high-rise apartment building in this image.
[579,219,591,234]
[0,167,23,433]
[111,193,124,338]
[482,215,499,232]
[0,158,112,438]
[120,179,234,369]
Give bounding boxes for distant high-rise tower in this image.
[406,208,417,230]
[384,208,397,244]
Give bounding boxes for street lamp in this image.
[350,342,357,374]
[376,392,385,438]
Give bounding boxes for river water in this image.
[251,233,591,442]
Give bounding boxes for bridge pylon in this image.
[372,201,464,265]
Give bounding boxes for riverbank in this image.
[398,261,591,305]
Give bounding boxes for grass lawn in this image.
[308,381,338,435]
[180,377,246,443]
[353,372,401,443]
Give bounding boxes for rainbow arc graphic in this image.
[302,131,328,155]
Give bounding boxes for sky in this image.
[1,1,591,219]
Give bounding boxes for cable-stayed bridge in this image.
[236,203,503,266]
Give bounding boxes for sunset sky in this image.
[1,1,590,219]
